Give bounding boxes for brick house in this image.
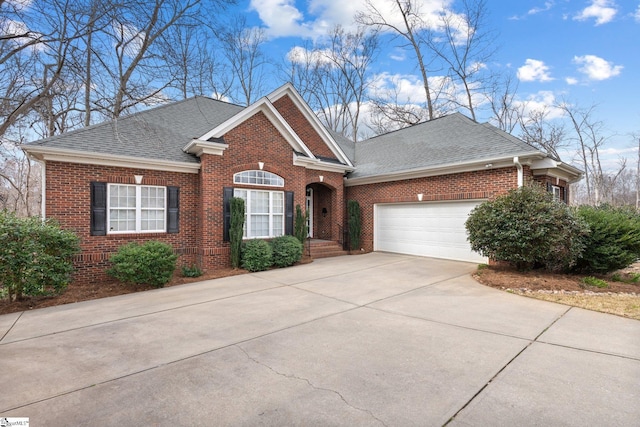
[23,83,581,284]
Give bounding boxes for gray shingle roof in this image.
[26,98,543,179]
[25,96,245,164]
[327,129,355,162]
[349,113,541,179]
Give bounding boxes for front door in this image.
[306,187,313,238]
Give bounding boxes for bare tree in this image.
[356,0,436,120]
[0,0,103,139]
[219,16,270,106]
[486,71,519,133]
[560,101,608,205]
[518,108,566,159]
[289,26,378,141]
[429,0,496,121]
[162,24,232,100]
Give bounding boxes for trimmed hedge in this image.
[108,241,177,287]
[242,239,273,272]
[271,235,303,267]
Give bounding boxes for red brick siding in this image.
[45,108,347,285]
[272,95,338,160]
[533,175,569,201]
[45,162,199,285]
[345,167,521,252]
[196,110,345,269]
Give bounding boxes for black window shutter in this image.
[90,182,107,236]
[546,182,552,192]
[223,187,233,242]
[167,186,179,233]
[285,191,294,235]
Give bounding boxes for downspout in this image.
[513,156,523,187]
[40,160,46,220]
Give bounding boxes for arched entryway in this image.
[306,183,336,241]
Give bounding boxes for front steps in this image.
[306,239,349,259]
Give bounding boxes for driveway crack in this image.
[235,345,388,427]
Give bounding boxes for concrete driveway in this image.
[1,253,638,426]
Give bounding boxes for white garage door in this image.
[375,201,487,263]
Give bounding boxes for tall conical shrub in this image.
[230,197,245,268]
[347,200,361,251]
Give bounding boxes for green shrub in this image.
[0,211,80,301]
[181,264,203,278]
[294,204,309,244]
[574,205,640,274]
[108,241,177,287]
[242,239,273,272]
[271,235,303,267]
[347,200,361,251]
[581,276,608,288]
[465,185,588,271]
[230,197,245,269]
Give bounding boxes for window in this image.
[233,189,284,238]
[551,185,561,201]
[108,184,166,233]
[233,170,284,187]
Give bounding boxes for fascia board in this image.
[530,158,583,182]
[197,97,315,158]
[268,84,354,167]
[344,154,542,187]
[23,146,201,174]
[293,153,354,174]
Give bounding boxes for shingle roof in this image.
[327,129,355,162]
[26,97,544,179]
[26,96,245,164]
[349,113,541,179]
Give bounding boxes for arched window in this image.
[233,170,284,187]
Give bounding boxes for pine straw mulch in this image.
[474,263,640,320]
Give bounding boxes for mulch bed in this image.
[475,264,640,294]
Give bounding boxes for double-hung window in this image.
[233,189,284,238]
[108,184,166,233]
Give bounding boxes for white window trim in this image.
[234,188,285,239]
[551,185,561,201]
[233,170,284,187]
[107,184,167,234]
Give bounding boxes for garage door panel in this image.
[375,202,486,263]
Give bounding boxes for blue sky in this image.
[232,0,639,168]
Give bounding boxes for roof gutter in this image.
[345,152,544,187]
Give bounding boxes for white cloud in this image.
[250,0,311,38]
[112,21,145,57]
[573,54,622,80]
[574,0,618,25]
[287,46,337,66]
[528,1,554,15]
[517,59,553,82]
[249,0,463,40]
[514,91,565,120]
[389,49,406,61]
[565,77,579,85]
[635,4,640,22]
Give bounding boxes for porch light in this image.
[258,162,264,170]
[417,193,423,201]
[319,175,324,182]
[134,175,143,184]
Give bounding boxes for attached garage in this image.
[374,201,487,263]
